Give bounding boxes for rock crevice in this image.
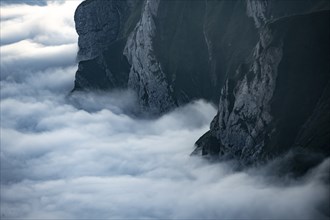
[72,0,330,168]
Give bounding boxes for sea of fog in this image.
[1,1,329,219]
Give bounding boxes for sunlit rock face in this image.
[194,11,330,169]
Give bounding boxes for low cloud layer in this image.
[1,1,329,219]
[0,0,79,82]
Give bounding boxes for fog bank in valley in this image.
[1,1,329,219]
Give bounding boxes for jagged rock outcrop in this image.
[74,39,131,90]
[124,0,176,113]
[123,0,259,112]
[75,0,121,61]
[73,0,329,112]
[73,0,261,112]
[72,0,330,168]
[73,0,143,91]
[75,0,136,61]
[193,10,330,168]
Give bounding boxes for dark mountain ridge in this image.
[72,0,330,172]
[193,10,330,170]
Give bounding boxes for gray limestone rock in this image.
[75,0,120,61]
[194,10,330,168]
[72,0,143,92]
[74,0,141,61]
[72,1,330,169]
[124,0,176,114]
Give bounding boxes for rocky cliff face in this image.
[75,0,125,61]
[124,0,176,113]
[73,0,260,111]
[193,11,330,169]
[73,0,143,91]
[72,0,330,169]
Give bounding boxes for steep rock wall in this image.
[75,0,124,61]
[72,0,330,168]
[124,0,176,113]
[123,0,259,113]
[72,0,329,113]
[72,0,260,113]
[193,11,330,168]
[73,0,143,91]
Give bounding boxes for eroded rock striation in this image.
[124,0,176,113]
[73,0,261,111]
[193,11,330,169]
[72,0,330,169]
